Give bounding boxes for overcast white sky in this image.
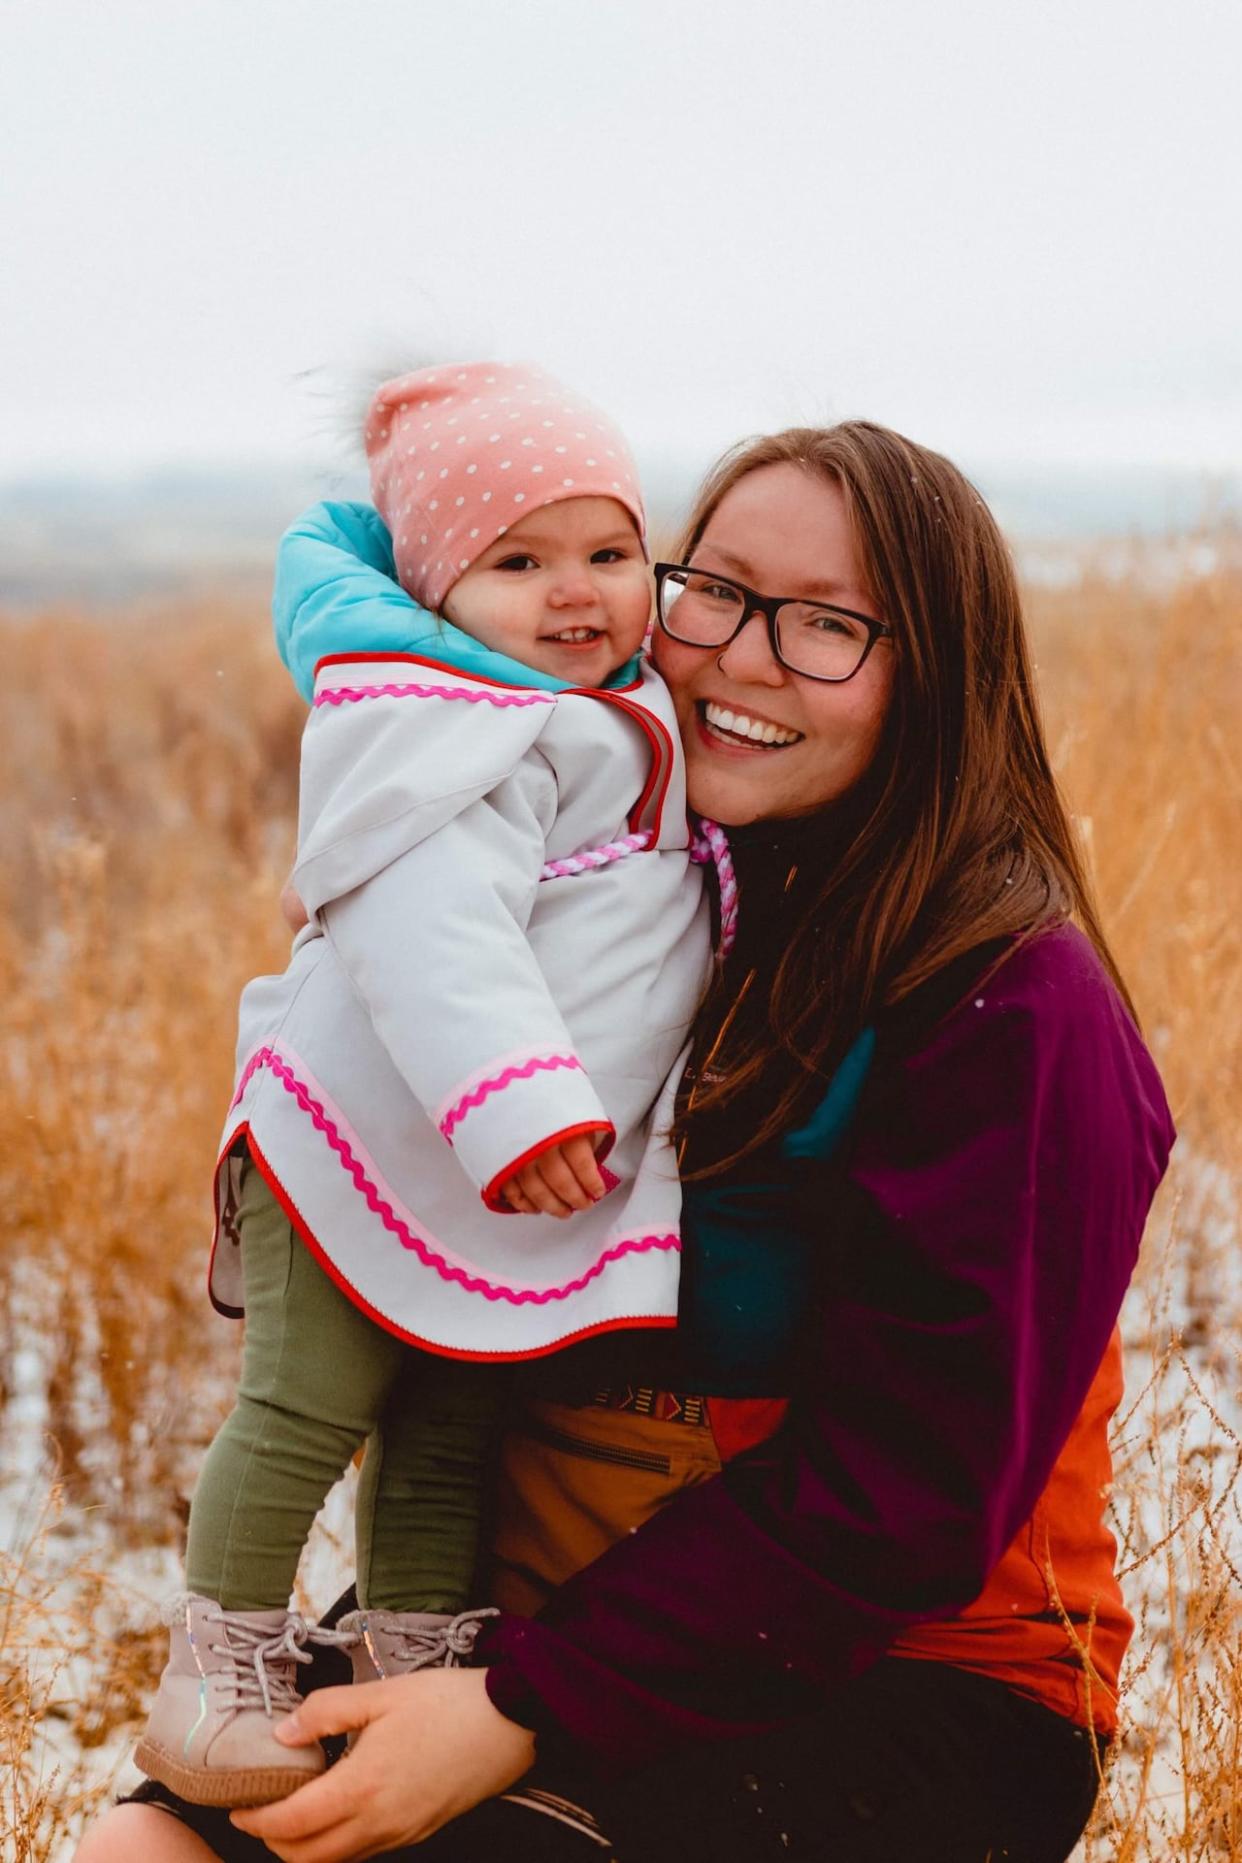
[3,0,1239,483]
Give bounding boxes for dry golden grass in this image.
[2,1483,167,1862]
[1033,542,1241,1190]
[0,596,303,1518]
[1027,536,1242,1856]
[1,539,1239,1857]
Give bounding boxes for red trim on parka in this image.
[482,1120,616,1213]
[311,653,674,845]
[568,685,677,842]
[210,1126,675,1362]
[314,649,644,698]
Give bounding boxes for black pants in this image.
[125,1635,1105,1863]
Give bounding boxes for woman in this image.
[78,421,1173,1863]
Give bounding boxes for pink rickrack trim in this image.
[229,1045,269,1111]
[230,1046,678,1305]
[540,829,652,881]
[439,1054,585,1144]
[314,682,556,710]
[689,817,739,956]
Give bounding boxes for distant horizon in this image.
[4,446,1240,504]
[2,450,1237,609]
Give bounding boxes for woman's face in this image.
[653,462,895,826]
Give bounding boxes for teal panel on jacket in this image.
[677,1026,876,1395]
[779,1025,876,1160]
[274,500,642,702]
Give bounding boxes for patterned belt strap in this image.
[589,1385,708,1427]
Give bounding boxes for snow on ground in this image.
[0,1243,356,1856]
[4,1159,1238,1860]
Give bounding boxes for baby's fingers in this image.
[531,1145,599,1214]
[561,1134,607,1202]
[521,1162,577,1222]
[500,1177,537,1215]
[513,1158,574,1218]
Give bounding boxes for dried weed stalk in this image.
[1,539,1239,1857]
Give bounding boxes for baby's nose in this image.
[548,566,598,605]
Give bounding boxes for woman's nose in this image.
[715,611,786,686]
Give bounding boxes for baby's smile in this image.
[442,497,650,688]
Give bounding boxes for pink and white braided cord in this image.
[690,817,739,957]
[537,820,738,957]
[540,830,652,881]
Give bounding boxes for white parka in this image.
[211,650,711,1357]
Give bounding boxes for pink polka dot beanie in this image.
[365,361,647,612]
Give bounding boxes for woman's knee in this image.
[74,1803,219,1861]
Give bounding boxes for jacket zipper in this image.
[521,1416,673,1475]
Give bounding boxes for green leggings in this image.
[186,1154,503,1613]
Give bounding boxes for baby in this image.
[135,363,712,1808]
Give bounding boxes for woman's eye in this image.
[808,610,862,638]
[699,581,742,604]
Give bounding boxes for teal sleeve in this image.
[272,499,628,701]
[273,500,442,702]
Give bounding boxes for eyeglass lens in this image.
[659,571,873,679]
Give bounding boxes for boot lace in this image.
[384,1606,500,1672]
[200,1610,358,1718]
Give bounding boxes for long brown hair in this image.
[673,420,1133,1172]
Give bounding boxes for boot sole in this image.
[134,1735,323,1808]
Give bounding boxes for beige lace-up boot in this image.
[134,1595,354,1807]
[338,1605,499,1683]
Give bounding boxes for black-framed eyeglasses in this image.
[653,563,893,683]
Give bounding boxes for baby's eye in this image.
[495,554,538,572]
[590,546,632,564]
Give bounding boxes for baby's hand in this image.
[501,1135,606,1219]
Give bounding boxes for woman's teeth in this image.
[703,701,802,747]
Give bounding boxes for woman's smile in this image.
[654,462,894,825]
[696,700,805,750]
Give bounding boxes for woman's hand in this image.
[281,879,310,934]
[230,1667,536,1861]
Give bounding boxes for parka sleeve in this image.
[296,673,613,1203]
[479,929,1175,1772]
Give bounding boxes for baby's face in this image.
[441,497,650,687]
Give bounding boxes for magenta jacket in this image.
[480,923,1175,1774]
